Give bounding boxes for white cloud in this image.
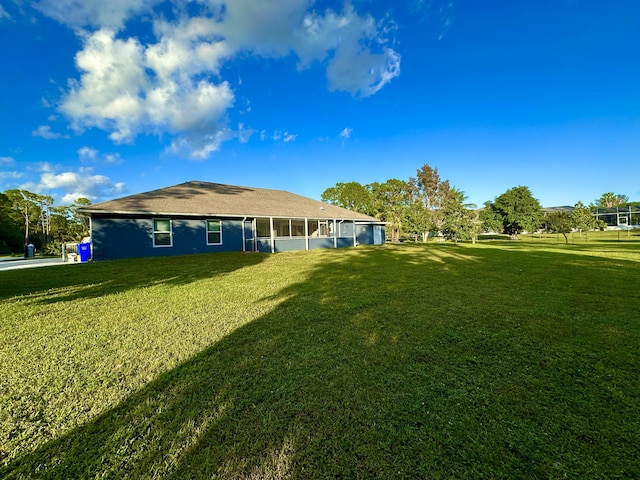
[37,162,55,173]
[0,171,22,180]
[0,156,16,166]
[78,146,123,165]
[271,130,297,142]
[32,125,70,139]
[61,28,235,155]
[42,1,400,158]
[31,167,127,204]
[283,132,297,142]
[0,5,11,21]
[237,123,253,143]
[78,146,98,161]
[327,47,401,97]
[103,153,123,165]
[340,127,353,139]
[296,5,401,97]
[167,128,235,160]
[33,0,157,30]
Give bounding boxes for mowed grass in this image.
[1,233,639,479]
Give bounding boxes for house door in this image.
[373,225,383,245]
[244,219,255,252]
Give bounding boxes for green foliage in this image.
[41,241,64,257]
[402,199,432,242]
[369,179,412,242]
[0,190,90,253]
[570,201,599,239]
[595,192,629,208]
[545,211,573,244]
[479,201,503,233]
[1,241,639,478]
[441,188,480,243]
[484,186,543,239]
[0,193,23,254]
[320,182,374,216]
[407,164,452,240]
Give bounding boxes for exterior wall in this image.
[91,214,383,260]
[357,224,386,245]
[91,215,244,260]
[309,238,336,250]
[274,238,307,252]
[357,224,373,245]
[336,237,355,248]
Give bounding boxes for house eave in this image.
[79,209,379,222]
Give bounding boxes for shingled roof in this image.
[79,181,379,221]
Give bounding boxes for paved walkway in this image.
[0,257,70,271]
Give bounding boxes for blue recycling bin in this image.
[78,243,91,262]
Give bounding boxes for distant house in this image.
[79,181,385,260]
[542,205,640,229]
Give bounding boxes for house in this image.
[543,205,640,229]
[78,181,385,260]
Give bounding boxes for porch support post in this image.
[352,220,356,246]
[270,217,275,253]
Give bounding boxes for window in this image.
[309,220,333,237]
[256,218,271,237]
[337,221,354,237]
[273,218,306,237]
[207,219,222,244]
[273,218,290,237]
[291,219,306,237]
[153,219,172,247]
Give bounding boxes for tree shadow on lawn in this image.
[0,251,267,304]
[3,244,639,478]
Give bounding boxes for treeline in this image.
[0,190,91,255]
[322,164,481,243]
[322,164,634,243]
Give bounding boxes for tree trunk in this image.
[23,203,29,245]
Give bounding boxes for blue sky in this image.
[0,0,638,208]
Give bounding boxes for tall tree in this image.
[410,164,452,240]
[370,179,411,243]
[479,201,503,234]
[38,194,54,243]
[441,188,479,244]
[483,186,543,239]
[596,192,628,208]
[4,189,42,247]
[321,182,374,216]
[71,197,92,238]
[0,192,23,253]
[545,211,573,244]
[570,201,599,240]
[403,197,432,242]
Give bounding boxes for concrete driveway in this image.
[0,257,69,271]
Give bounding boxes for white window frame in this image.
[206,219,223,245]
[153,218,173,248]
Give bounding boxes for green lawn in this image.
[1,234,639,478]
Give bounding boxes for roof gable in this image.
[80,181,379,221]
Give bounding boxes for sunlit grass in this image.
[1,239,639,478]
